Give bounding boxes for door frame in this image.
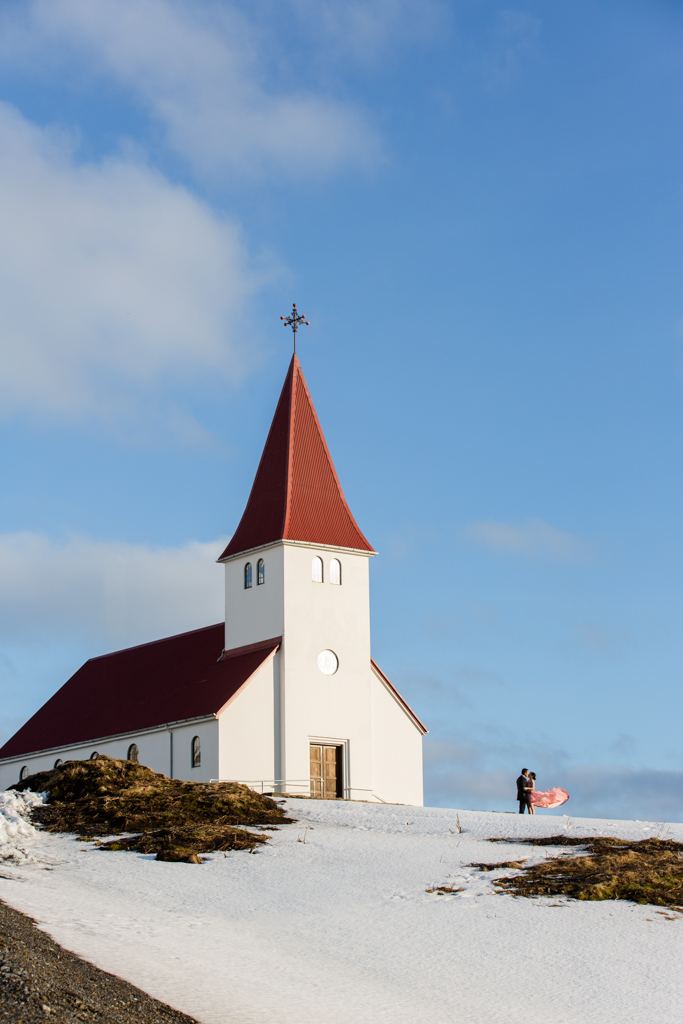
[308,736,349,800]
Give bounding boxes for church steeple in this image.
[219,355,374,560]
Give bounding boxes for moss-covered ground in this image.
[13,756,292,863]
[490,835,683,910]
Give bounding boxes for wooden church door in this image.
[309,743,343,798]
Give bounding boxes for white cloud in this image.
[0,102,259,429]
[291,0,449,65]
[16,0,381,179]
[460,517,591,561]
[0,531,226,650]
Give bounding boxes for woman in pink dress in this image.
[526,771,536,814]
[528,772,570,810]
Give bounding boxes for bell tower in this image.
[218,354,377,796]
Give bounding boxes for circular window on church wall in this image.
[317,650,339,676]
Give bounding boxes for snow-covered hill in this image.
[1,794,681,1024]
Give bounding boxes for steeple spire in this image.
[219,356,373,560]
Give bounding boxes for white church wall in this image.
[224,544,285,651]
[170,720,219,783]
[370,672,424,806]
[0,718,219,790]
[280,543,375,799]
[217,656,277,787]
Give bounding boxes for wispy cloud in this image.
[291,0,449,65]
[0,531,226,649]
[0,102,262,432]
[424,734,683,822]
[481,9,542,92]
[9,0,382,180]
[573,621,630,657]
[460,517,591,562]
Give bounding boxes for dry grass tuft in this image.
[468,860,527,872]
[491,836,683,909]
[425,885,465,894]
[13,756,291,863]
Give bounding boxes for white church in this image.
[0,354,426,804]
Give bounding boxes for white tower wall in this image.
[224,544,285,651]
[223,540,376,798]
[280,542,373,798]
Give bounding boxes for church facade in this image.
[0,355,426,804]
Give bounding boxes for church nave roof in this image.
[0,626,281,760]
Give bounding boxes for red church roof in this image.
[0,626,281,760]
[220,355,374,560]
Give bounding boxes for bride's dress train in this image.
[529,787,569,808]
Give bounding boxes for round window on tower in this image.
[317,650,339,676]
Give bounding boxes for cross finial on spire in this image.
[280,303,309,354]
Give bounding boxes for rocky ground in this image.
[0,897,199,1024]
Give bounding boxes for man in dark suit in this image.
[516,769,530,814]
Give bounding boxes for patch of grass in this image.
[425,885,465,894]
[468,860,527,872]
[491,836,683,910]
[98,824,267,863]
[13,756,291,863]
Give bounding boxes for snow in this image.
[0,789,45,864]
[1,794,682,1024]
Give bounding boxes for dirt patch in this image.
[13,756,291,863]
[467,860,527,872]
[491,835,683,910]
[425,885,465,894]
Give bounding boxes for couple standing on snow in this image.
[516,768,569,813]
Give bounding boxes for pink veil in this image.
[529,787,569,809]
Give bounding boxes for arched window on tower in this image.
[192,735,201,768]
[19,766,29,781]
[330,558,341,585]
[90,751,99,760]
[312,556,323,583]
[257,558,265,585]
[244,562,252,589]
[53,758,63,769]
[127,743,139,763]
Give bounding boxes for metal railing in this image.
[209,778,379,798]
[209,779,309,793]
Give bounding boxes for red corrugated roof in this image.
[220,355,374,559]
[0,625,281,760]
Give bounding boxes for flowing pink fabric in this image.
[529,787,569,809]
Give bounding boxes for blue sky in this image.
[1,0,682,820]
